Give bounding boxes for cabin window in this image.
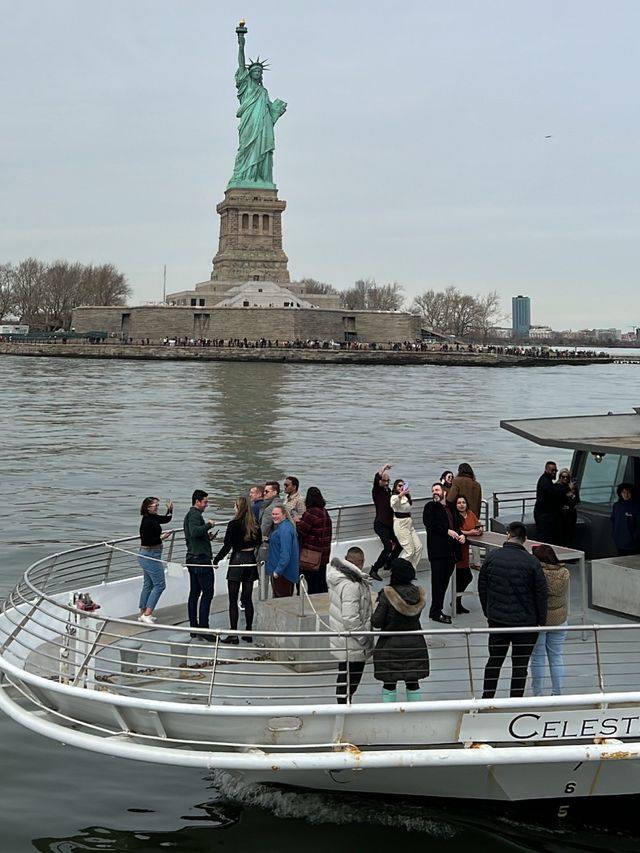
[580,453,628,504]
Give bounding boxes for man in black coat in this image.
[478,522,547,698]
[533,460,568,545]
[423,482,465,624]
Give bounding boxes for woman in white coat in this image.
[327,547,374,704]
[390,479,423,570]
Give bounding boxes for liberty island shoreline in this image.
[0,341,616,367]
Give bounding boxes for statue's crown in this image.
[247,56,269,71]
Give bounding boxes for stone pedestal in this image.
[211,188,290,283]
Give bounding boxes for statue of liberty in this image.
[228,22,287,190]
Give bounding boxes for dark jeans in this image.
[372,521,401,572]
[228,579,255,631]
[482,624,538,698]
[336,660,366,703]
[429,556,455,617]
[187,559,214,629]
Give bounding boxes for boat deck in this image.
[17,564,637,708]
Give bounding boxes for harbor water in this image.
[1,354,639,851]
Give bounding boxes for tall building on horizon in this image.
[512,295,531,339]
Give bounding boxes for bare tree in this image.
[12,258,48,326]
[42,261,84,329]
[297,277,339,295]
[471,290,504,342]
[80,263,130,306]
[341,278,405,310]
[412,286,503,340]
[0,263,16,321]
[4,258,130,329]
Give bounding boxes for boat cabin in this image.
[500,406,640,559]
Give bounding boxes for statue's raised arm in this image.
[227,21,287,191]
[236,22,247,72]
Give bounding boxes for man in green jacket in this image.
[184,489,217,638]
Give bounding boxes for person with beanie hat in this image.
[371,558,429,702]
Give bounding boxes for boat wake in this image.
[207,769,456,838]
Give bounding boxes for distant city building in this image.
[529,325,553,340]
[488,326,513,339]
[594,328,622,341]
[511,295,531,338]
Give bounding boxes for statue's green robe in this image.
[228,68,284,188]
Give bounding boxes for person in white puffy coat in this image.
[327,548,374,704]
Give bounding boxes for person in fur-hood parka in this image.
[371,558,429,702]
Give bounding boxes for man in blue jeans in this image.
[183,489,217,639]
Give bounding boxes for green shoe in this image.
[382,688,397,703]
[406,689,422,701]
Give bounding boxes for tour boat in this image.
[1,406,640,814]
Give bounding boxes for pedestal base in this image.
[212,187,290,283]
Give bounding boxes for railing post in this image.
[258,552,268,601]
[206,636,222,706]
[166,530,176,562]
[334,507,342,543]
[299,574,307,617]
[103,546,114,584]
[464,632,475,696]
[593,628,605,692]
[492,492,499,519]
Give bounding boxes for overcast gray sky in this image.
[1,1,638,330]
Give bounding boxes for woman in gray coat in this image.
[372,558,429,702]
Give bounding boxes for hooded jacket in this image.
[327,557,374,661]
[540,562,570,626]
[371,583,429,683]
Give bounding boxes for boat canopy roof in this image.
[501,407,640,457]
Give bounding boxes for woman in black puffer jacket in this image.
[372,558,429,702]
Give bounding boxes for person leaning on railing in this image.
[137,496,173,625]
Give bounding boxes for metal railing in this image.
[0,537,637,706]
[492,490,537,522]
[3,532,640,756]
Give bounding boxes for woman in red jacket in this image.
[297,487,333,595]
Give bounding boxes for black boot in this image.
[456,597,469,615]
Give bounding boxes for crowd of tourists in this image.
[133,459,638,705]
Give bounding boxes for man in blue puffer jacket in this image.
[478,522,547,698]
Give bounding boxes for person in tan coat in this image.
[529,544,570,695]
[447,463,482,517]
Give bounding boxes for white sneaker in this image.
[138,614,156,624]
